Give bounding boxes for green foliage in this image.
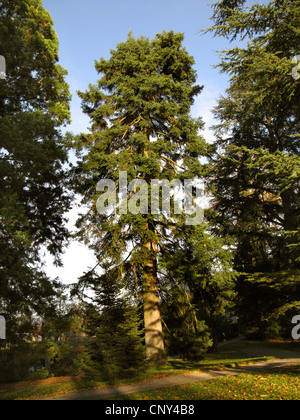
[162,285,213,360]
[206,0,300,336]
[160,223,237,344]
[72,31,213,361]
[82,272,145,381]
[28,367,50,381]
[0,0,71,345]
[0,296,84,383]
[240,272,300,338]
[73,30,209,226]
[0,343,36,384]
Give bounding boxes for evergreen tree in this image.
[206,0,300,335]
[82,269,145,381]
[161,283,213,360]
[0,0,71,345]
[160,223,237,345]
[73,31,211,364]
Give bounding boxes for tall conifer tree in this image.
[73,31,210,363]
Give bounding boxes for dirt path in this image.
[41,357,300,400]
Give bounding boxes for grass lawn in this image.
[112,365,300,400]
[0,340,299,400]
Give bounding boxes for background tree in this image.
[81,269,145,381]
[0,0,71,347]
[72,31,212,364]
[33,292,84,378]
[161,283,213,360]
[160,223,237,347]
[206,0,300,336]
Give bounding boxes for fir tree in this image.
[83,270,145,381]
[73,31,211,364]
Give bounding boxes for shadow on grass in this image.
[109,364,300,401]
[3,340,298,400]
[241,364,300,378]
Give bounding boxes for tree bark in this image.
[142,239,166,365]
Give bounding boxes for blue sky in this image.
[43,0,233,137]
[40,0,244,284]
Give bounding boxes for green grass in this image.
[0,340,298,400]
[112,365,300,400]
[0,357,272,400]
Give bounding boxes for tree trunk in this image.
[142,240,165,365]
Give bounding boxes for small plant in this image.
[82,271,145,382]
[28,367,50,381]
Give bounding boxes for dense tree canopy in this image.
[2,0,298,384]
[0,0,71,345]
[72,31,218,363]
[206,0,300,335]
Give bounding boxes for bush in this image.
[27,366,50,381]
[0,344,40,384]
[83,301,145,382]
[82,273,146,382]
[167,319,213,361]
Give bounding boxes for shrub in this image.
[82,274,145,382]
[27,366,50,381]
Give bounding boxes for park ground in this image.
[0,339,299,400]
